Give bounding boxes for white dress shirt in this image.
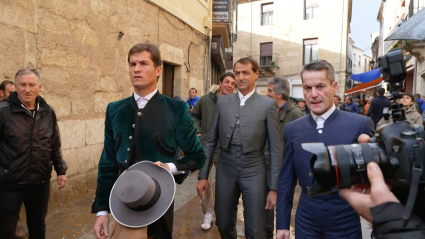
[237,89,255,124]
[310,104,336,129]
[96,89,183,217]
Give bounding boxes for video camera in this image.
[302,48,425,221]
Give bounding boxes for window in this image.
[359,56,361,66]
[262,3,273,25]
[303,39,318,65]
[353,53,356,65]
[260,42,273,66]
[305,0,319,20]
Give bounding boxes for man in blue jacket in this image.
[367,87,391,127]
[276,60,375,239]
[345,96,359,113]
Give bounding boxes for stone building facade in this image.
[0,0,211,208]
[233,0,352,98]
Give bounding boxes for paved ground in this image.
[16,170,372,239]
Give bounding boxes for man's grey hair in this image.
[268,76,290,100]
[301,60,335,84]
[14,67,41,83]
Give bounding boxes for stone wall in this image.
[233,0,351,98]
[0,0,208,208]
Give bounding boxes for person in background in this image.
[265,76,304,238]
[367,87,392,127]
[376,93,423,129]
[333,95,351,112]
[187,88,200,109]
[0,80,15,101]
[364,96,373,115]
[0,67,68,239]
[297,98,310,115]
[356,99,365,115]
[345,96,359,113]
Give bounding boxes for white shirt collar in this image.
[238,88,255,101]
[311,104,336,122]
[134,89,158,102]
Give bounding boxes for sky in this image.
[349,0,382,56]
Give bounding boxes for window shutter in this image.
[260,42,273,57]
[305,0,319,8]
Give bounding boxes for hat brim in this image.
[110,161,176,228]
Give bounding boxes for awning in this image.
[345,77,383,95]
[386,8,425,41]
[350,68,382,83]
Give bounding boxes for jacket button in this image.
[137,112,142,116]
[129,136,132,140]
[308,172,312,177]
[132,124,135,128]
[318,130,323,134]
[127,148,130,152]
[125,160,127,163]
[227,135,230,139]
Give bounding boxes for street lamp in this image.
[369,59,375,70]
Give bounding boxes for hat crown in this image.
[114,170,158,209]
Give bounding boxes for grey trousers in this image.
[215,144,268,239]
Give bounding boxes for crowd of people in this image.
[1,42,424,239]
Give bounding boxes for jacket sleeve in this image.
[50,109,67,176]
[92,103,120,213]
[198,97,220,179]
[191,97,202,134]
[360,116,375,137]
[414,112,423,128]
[371,202,425,238]
[170,102,206,173]
[266,100,283,190]
[276,124,297,230]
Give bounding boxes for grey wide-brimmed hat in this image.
[110,161,175,228]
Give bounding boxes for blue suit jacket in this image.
[276,109,375,230]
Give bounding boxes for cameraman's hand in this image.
[357,134,371,143]
[339,162,399,222]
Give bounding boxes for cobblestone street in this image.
[15,170,372,239]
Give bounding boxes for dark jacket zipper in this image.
[21,104,36,185]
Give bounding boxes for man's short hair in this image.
[189,88,197,93]
[333,94,341,101]
[0,80,14,92]
[219,72,235,82]
[414,94,421,100]
[128,43,162,68]
[301,60,335,84]
[268,76,290,100]
[14,67,41,82]
[377,87,385,96]
[233,57,259,73]
[346,96,352,101]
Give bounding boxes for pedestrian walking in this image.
[333,95,351,112]
[0,67,68,239]
[276,60,374,239]
[363,96,373,115]
[187,88,199,110]
[0,80,15,101]
[345,96,359,113]
[196,57,282,239]
[297,98,310,115]
[92,43,205,239]
[366,87,391,127]
[191,72,236,231]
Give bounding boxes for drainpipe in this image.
[413,58,417,94]
[206,0,213,94]
[338,0,345,95]
[250,0,252,57]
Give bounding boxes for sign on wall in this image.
[213,0,229,22]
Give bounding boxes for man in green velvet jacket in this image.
[92,43,206,239]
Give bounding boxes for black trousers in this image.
[0,181,50,239]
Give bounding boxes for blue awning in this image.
[350,68,382,84]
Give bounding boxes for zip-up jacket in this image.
[0,92,67,187]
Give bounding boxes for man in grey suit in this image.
[196,57,283,239]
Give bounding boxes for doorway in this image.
[162,63,175,98]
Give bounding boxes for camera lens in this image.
[302,143,387,195]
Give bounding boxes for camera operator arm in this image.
[371,202,425,238]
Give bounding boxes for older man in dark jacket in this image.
[0,67,67,239]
